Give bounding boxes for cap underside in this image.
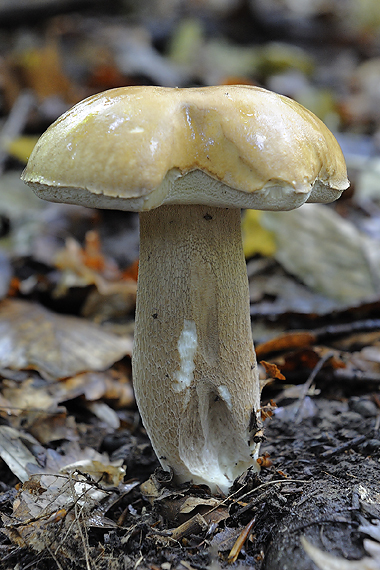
[27,168,344,212]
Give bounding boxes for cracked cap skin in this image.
[22,84,349,212]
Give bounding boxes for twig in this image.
[133,553,144,569]
[320,434,367,458]
[333,368,380,383]
[51,473,94,570]
[17,552,48,570]
[67,473,93,570]
[313,318,380,340]
[46,545,65,570]
[213,478,308,514]
[293,351,334,424]
[170,513,208,542]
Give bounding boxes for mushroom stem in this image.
[133,203,261,493]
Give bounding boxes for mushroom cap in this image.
[22,85,349,211]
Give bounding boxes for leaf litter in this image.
[0,2,380,569]
[0,298,132,380]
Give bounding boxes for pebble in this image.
[348,397,378,418]
[361,439,380,452]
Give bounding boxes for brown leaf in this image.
[280,348,321,374]
[0,299,132,380]
[54,235,137,321]
[2,445,125,553]
[256,331,316,359]
[0,378,79,443]
[58,370,134,408]
[0,367,133,442]
[260,361,286,380]
[28,411,78,445]
[179,496,220,514]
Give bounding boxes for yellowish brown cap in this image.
[22,85,349,211]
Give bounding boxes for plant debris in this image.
[0,1,380,569]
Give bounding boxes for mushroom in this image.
[21,85,349,493]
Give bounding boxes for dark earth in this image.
[0,1,380,568]
[0,347,379,570]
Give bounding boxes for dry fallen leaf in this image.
[54,234,137,321]
[0,366,134,443]
[179,495,220,514]
[56,369,134,407]
[0,377,79,443]
[260,360,286,380]
[262,204,380,303]
[0,298,133,379]
[2,443,126,554]
[54,232,120,281]
[0,425,42,482]
[256,331,316,359]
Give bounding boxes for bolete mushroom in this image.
[22,85,349,493]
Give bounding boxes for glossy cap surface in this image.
[22,85,349,211]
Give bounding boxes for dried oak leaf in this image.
[0,298,132,380]
[0,379,78,443]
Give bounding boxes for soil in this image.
[261,396,380,570]
[0,382,378,570]
[0,2,380,568]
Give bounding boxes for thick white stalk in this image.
[133,204,261,492]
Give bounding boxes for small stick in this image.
[232,488,275,519]
[320,434,367,458]
[334,369,380,384]
[224,478,308,510]
[170,513,208,542]
[314,319,380,340]
[293,351,334,424]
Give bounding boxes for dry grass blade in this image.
[227,517,256,563]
